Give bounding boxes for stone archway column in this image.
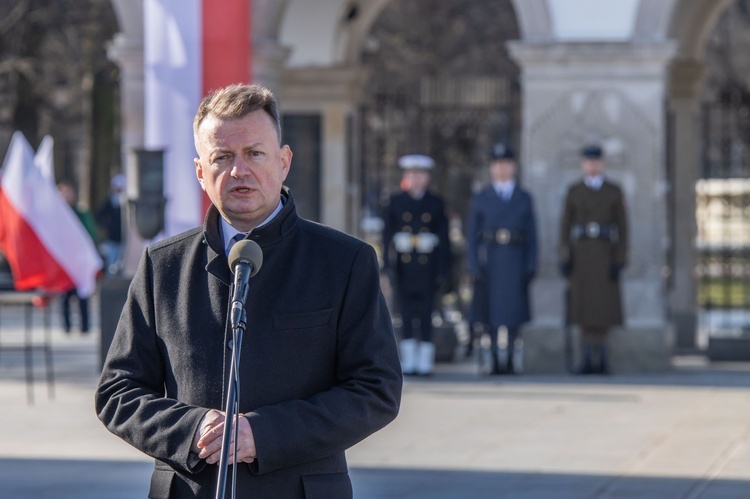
[252,0,290,90]
[107,3,147,277]
[254,40,291,91]
[668,60,704,350]
[508,41,677,373]
[280,66,369,234]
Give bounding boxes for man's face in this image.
[489,159,516,183]
[194,110,292,232]
[402,169,431,194]
[581,158,604,177]
[59,184,76,205]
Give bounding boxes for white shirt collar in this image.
[492,180,515,197]
[221,199,284,253]
[585,175,603,190]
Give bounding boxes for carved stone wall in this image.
[511,42,675,342]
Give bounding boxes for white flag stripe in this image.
[144,0,203,237]
[1,132,102,297]
[35,135,55,184]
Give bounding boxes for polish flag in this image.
[0,132,103,298]
[35,135,55,184]
[144,0,251,237]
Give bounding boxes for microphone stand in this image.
[215,297,246,499]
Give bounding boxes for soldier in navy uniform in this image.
[466,144,537,374]
[559,144,628,374]
[382,154,451,375]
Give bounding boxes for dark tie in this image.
[227,233,247,256]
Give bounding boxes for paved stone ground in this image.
[1,297,749,498]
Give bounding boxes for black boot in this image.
[506,348,515,374]
[490,349,502,375]
[577,345,593,375]
[596,345,609,374]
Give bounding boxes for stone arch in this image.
[668,0,733,60]
[334,0,391,65]
[354,0,523,224]
[508,0,553,42]
[335,0,551,65]
[109,0,138,39]
[661,0,736,349]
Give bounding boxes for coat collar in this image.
[203,186,298,284]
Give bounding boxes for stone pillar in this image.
[107,8,146,277]
[508,41,677,373]
[252,0,290,91]
[668,60,704,351]
[280,66,369,234]
[254,40,291,91]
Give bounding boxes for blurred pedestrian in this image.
[96,173,125,275]
[58,180,98,333]
[466,143,537,374]
[382,154,451,375]
[559,145,628,374]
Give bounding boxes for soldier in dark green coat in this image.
[559,145,628,374]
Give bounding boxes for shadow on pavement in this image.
[0,457,152,499]
[349,466,750,499]
[2,457,747,499]
[422,356,750,390]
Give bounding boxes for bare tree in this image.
[0,0,119,209]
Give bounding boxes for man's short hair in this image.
[193,84,282,143]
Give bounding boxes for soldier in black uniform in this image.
[383,155,451,375]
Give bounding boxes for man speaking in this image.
[96,84,402,498]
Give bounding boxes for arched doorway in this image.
[357,0,522,225]
[695,0,750,346]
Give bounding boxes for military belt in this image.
[481,229,527,246]
[571,222,619,242]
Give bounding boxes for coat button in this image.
[228,339,234,350]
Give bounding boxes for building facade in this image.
[107,0,739,370]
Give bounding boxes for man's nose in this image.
[231,157,252,176]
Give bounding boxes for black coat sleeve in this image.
[95,249,208,474]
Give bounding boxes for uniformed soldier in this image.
[383,154,451,376]
[559,144,628,374]
[466,143,537,374]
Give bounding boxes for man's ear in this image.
[195,158,206,191]
[280,145,293,181]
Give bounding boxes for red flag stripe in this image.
[200,0,252,216]
[201,0,251,95]
[0,189,74,293]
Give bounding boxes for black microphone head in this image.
[228,239,263,277]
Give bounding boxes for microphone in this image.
[217,239,263,499]
[228,239,263,329]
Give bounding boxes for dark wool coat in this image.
[559,180,628,327]
[96,190,402,499]
[381,190,451,294]
[466,186,538,329]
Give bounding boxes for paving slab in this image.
[1,300,749,498]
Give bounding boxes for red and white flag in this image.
[0,132,102,297]
[144,0,251,237]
